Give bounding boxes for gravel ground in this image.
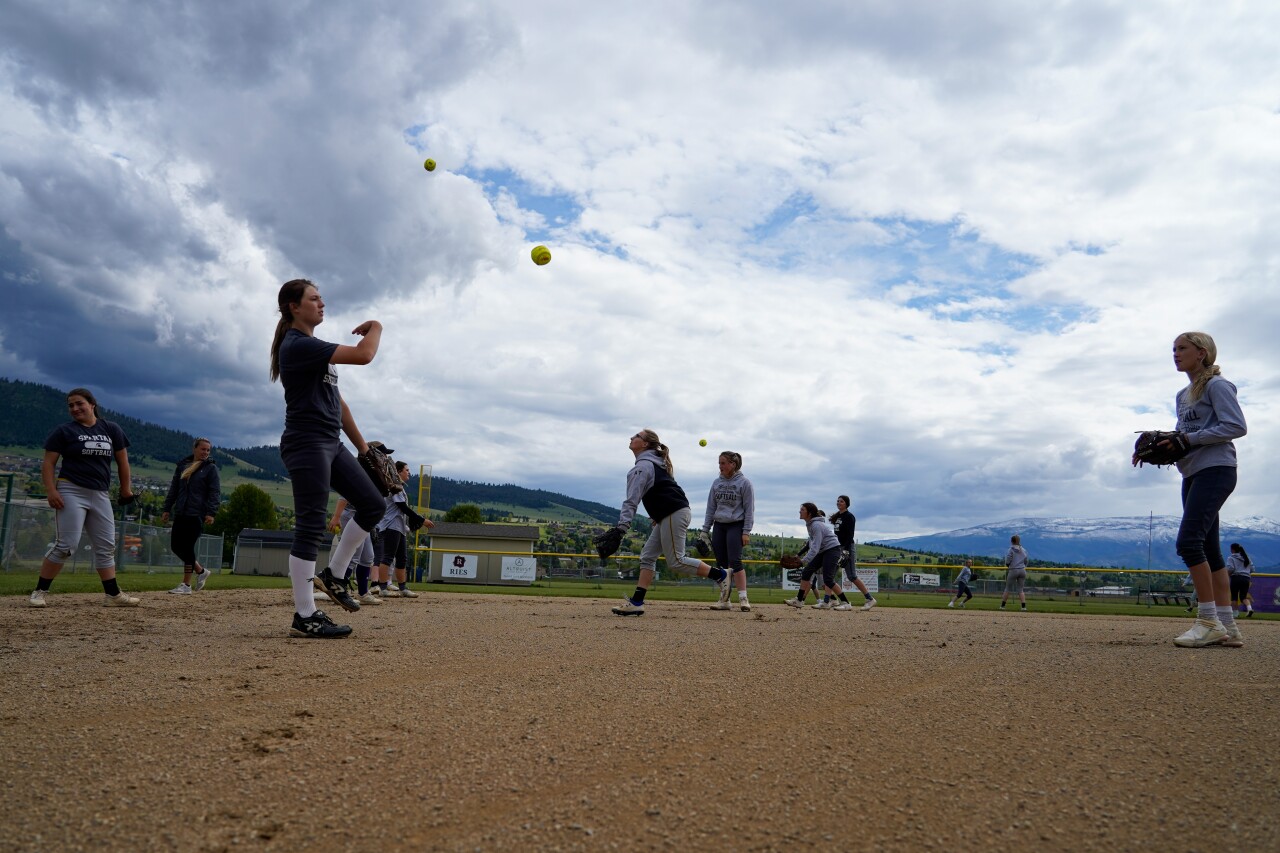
[1,589,1277,852]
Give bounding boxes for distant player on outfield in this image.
[1227,543,1254,618]
[270,278,387,638]
[783,503,867,611]
[1000,535,1028,611]
[948,559,974,608]
[610,430,731,615]
[29,388,140,608]
[702,450,754,612]
[161,437,221,595]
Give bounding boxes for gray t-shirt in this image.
[279,329,340,440]
[1175,375,1247,478]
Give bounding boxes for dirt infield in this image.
[2,590,1277,852]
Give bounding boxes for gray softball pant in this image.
[639,506,704,573]
[46,481,116,569]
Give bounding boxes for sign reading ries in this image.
[441,553,477,580]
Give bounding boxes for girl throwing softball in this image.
[270,278,389,638]
[611,430,732,615]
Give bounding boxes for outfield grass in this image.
[2,569,1272,621]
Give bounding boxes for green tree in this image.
[209,483,279,564]
[444,503,484,524]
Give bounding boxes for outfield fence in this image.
[0,500,223,574]
[405,543,1279,612]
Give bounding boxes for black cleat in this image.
[291,609,353,638]
[313,567,360,612]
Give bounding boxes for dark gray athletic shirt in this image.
[44,419,130,491]
[279,328,341,440]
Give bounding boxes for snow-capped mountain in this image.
[875,516,1280,570]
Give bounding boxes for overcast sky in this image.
[2,1,1276,539]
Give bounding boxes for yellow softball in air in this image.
[423,158,436,171]
[699,439,708,447]
[531,245,551,266]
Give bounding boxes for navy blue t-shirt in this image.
[44,419,130,491]
[279,328,341,439]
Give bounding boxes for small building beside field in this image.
[421,522,540,586]
[233,528,332,577]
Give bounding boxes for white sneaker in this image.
[359,592,383,606]
[833,602,853,611]
[1218,625,1245,648]
[860,598,878,611]
[812,600,832,610]
[947,601,955,608]
[783,598,804,609]
[612,599,644,616]
[104,591,140,607]
[169,583,192,595]
[28,589,47,608]
[192,569,210,592]
[739,598,752,612]
[398,587,420,599]
[379,586,401,598]
[708,601,731,611]
[1173,619,1227,648]
[714,573,732,606]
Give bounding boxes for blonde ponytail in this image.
[1177,331,1221,403]
[182,438,212,480]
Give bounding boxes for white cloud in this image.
[2,0,1277,539]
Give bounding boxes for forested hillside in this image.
[0,378,617,519]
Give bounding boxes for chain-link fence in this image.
[0,500,222,574]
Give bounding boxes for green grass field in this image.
[2,569,1272,621]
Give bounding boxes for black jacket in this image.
[162,457,221,519]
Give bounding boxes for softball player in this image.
[783,503,860,611]
[328,498,379,606]
[29,388,139,608]
[1000,535,1028,611]
[611,430,731,615]
[1227,543,1254,618]
[702,450,754,611]
[1157,332,1248,648]
[269,278,387,638]
[830,494,875,606]
[161,437,221,594]
[947,559,974,608]
[373,461,425,599]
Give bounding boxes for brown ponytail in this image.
[270,279,314,381]
[635,429,674,476]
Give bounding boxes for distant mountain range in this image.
[876,516,1280,571]
[0,377,619,524]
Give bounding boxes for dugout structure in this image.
[233,528,332,576]
[422,522,539,586]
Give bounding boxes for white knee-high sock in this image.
[326,519,371,580]
[290,555,317,617]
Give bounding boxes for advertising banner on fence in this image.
[441,553,477,580]
[500,555,537,583]
[1250,576,1280,614]
[782,564,880,594]
[902,572,940,587]
[856,566,879,594]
